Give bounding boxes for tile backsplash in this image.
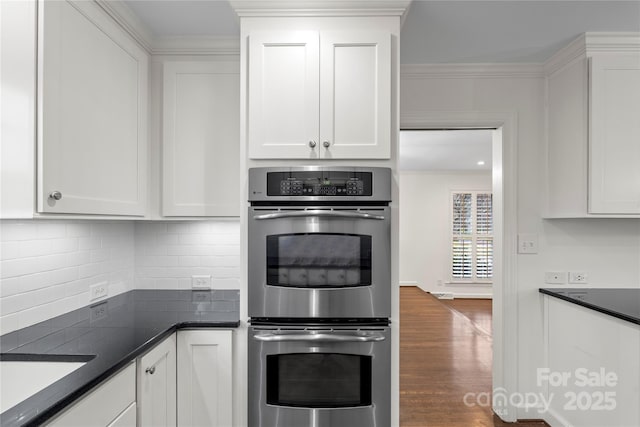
[134,221,240,290]
[0,219,241,335]
[0,220,135,335]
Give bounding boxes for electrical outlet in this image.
[191,275,212,289]
[544,272,567,284]
[569,272,588,284]
[89,282,108,302]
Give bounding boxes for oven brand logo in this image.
[463,368,618,415]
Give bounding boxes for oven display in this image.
[266,353,372,408]
[267,171,372,196]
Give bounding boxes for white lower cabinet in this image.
[138,333,177,427]
[46,362,136,427]
[177,330,233,427]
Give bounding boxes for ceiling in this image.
[399,130,493,172]
[124,0,640,63]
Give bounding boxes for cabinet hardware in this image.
[308,141,317,148]
[145,366,156,375]
[322,140,331,148]
[49,191,63,201]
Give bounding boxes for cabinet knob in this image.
[49,191,63,201]
[308,141,317,148]
[323,140,331,148]
[145,366,156,375]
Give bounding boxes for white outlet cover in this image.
[191,275,212,289]
[544,272,567,284]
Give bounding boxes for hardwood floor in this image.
[400,287,548,427]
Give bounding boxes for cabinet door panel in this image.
[138,334,176,427]
[177,330,233,427]
[248,31,319,159]
[589,54,640,214]
[39,0,147,216]
[163,62,239,217]
[320,31,390,159]
[47,363,135,427]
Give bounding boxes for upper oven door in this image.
[248,206,390,318]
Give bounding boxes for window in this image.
[451,191,493,281]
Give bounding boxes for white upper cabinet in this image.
[38,0,148,216]
[248,30,391,159]
[544,34,640,217]
[163,61,240,217]
[588,54,640,214]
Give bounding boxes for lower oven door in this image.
[248,206,390,319]
[248,326,391,427]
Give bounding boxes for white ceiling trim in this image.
[96,0,153,53]
[152,37,240,56]
[229,0,411,17]
[97,0,240,56]
[544,32,640,74]
[401,63,544,80]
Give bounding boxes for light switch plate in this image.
[518,233,539,254]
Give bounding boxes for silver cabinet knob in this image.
[323,140,331,148]
[309,141,317,148]
[49,191,62,201]
[145,366,156,375]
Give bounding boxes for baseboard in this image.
[399,281,419,287]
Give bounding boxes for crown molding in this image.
[401,63,544,80]
[544,32,640,75]
[230,0,411,17]
[95,0,153,53]
[152,36,240,56]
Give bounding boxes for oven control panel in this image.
[268,171,372,197]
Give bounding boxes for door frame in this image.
[400,110,519,422]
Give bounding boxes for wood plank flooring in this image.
[400,287,548,427]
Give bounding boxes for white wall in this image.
[0,220,135,335]
[399,171,492,297]
[400,68,640,420]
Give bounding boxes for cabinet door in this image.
[163,61,240,217]
[38,0,147,216]
[47,362,136,427]
[589,54,640,214]
[320,31,391,159]
[138,334,177,427]
[177,330,233,427]
[248,31,320,159]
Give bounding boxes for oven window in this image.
[266,233,372,288]
[266,353,372,408]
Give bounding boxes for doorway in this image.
[397,111,518,424]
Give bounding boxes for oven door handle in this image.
[252,332,386,343]
[253,210,385,220]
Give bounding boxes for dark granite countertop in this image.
[0,289,240,427]
[540,288,640,325]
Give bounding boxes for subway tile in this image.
[20,239,54,257]
[66,222,91,237]
[36,222,67,239]
[0,277,21,297]
[1,241,22,260]
[0,222,38,241]
[178,233,202,245]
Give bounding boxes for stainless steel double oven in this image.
[248,167,391,427]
